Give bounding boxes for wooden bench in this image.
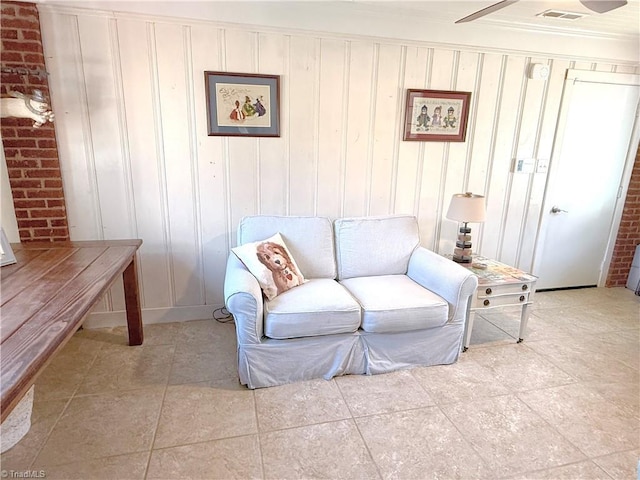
[1,240,144,423]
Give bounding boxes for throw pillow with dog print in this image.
[232,233,306,300]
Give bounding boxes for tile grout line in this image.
[591,448,640,479]
[332,379,384,480]
[25,396,74,471]
[516,459,616,480]
[141,325,180,480]
[434,394,508,478]
[26,334,107,470]
[514,388,598,469]
[253,388,266,480]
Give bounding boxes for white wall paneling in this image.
[257,33,288,217]
[394,46,429,219]
[38,5,640,326]
[288,35,318,216]
[316,38,347,219]
[369,44,403,217]
[343,41,375,218]
[417,48,450,252]
[191,25,228,306]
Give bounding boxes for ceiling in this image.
[33,0,640,61]
[34,1,640,38]
[354,0,640,37]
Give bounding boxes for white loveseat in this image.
[224,214,478,389]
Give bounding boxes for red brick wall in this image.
[1,1,69,242]
[606,145,640,287]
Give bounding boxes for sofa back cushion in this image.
[334,215,420,280]
[237,215,336,279]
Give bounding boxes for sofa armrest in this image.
[224,254,264,344]
[407,247,478,323]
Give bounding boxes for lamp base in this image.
[453,223,473,263]
[452,254,472,263]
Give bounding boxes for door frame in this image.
[1,137,20,242]
[532,69,640,288]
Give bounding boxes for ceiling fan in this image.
[455,0,628,23]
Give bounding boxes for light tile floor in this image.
[1,287,638,479]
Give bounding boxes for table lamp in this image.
[446,192,486,263]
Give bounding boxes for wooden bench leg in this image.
[123,257,143,346]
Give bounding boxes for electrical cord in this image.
[213,306,234,323]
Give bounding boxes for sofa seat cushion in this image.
[264,279,361,340]
[340,275,449,333]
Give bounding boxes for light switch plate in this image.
[514,158,535,173]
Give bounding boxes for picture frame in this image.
[1,227,17,267]
[205,71,280,137]
[403,89,471,142]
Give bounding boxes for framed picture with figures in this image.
[403,89,471,142]
[205,71,280,137]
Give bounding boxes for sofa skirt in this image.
[237,322,463,389]
[361,322,463,374]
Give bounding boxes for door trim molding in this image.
[601,99,640,287]
[566,69,640,86]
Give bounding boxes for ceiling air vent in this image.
[537,9,588,20]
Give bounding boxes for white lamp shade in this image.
[446,192,486,223]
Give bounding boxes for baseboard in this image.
[84,304,225,329]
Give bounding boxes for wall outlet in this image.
[536,158,549,174]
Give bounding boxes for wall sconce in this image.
[446,192,486,263]
[0,90,54,128]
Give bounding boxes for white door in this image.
[533,70,640,290]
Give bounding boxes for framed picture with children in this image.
[403,89,471,142]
